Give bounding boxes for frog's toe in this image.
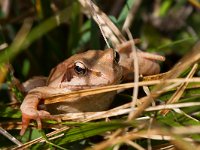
[20,110,59,135]
[20,113,33,135]
[38,110,60,121]
[38,110,56,119]
[20,109,40,135]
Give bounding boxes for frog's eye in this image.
[114,51,120,63]
[74,62,87,75]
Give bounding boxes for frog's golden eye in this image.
[74,62,87,75]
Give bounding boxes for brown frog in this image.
[20,41,165,135]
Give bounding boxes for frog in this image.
[20,40,165,135]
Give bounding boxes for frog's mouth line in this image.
[59,73,123,90]
[60,79,122,91]
[61,84,110,91]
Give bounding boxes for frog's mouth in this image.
[61,84,109,91]
[60,78,122,91]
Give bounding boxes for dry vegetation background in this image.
[0,0,200,149]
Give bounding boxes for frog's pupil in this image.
[74,64,86,75]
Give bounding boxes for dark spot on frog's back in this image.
[114,51,120,63]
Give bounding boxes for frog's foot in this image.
[20,109,57,135]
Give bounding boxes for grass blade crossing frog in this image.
[20,40,165,135]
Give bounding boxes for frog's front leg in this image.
[20,91,48,135]
[20,87,68,135]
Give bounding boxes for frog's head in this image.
[47,48,122,90]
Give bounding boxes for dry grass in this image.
[1,0,200,150]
